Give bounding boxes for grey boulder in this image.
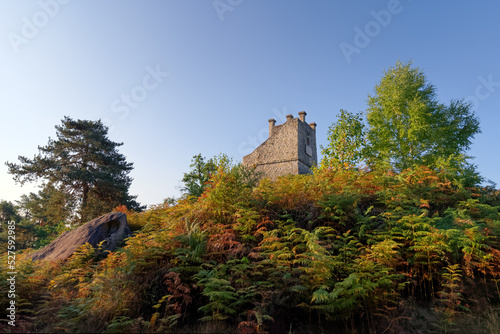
[29,211,131,261]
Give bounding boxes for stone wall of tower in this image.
[242,118,300,180]
[252,160,299,179]
[297,117,317,170]
[242,112,317,180]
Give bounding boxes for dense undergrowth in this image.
[2,165,500,333]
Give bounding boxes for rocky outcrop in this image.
[29,212,131,261]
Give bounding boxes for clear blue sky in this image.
[1,1,499,207]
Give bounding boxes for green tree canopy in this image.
[320,109,367,169]
[0,200,20,223]
[366,61,480,177]
[16,184,74,226]
[181,154,261,199]
[6,116,143,223]
[181,154,217,198]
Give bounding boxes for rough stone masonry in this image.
[243,111,317,180]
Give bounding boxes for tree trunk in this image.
[81,183,89,224]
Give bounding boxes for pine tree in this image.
[6,116,143,223]
[0,200,20,222]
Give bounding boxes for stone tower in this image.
[242,111,317,179]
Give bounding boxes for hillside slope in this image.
[2,166,500,333]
